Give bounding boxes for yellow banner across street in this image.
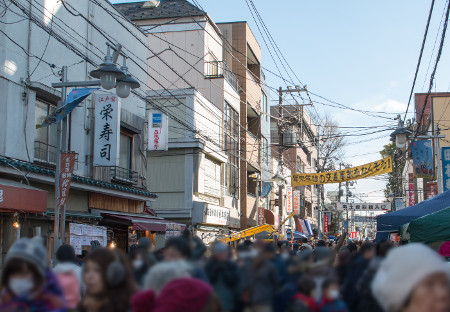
[291,157,393,187]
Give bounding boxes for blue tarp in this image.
[376,190,450,242]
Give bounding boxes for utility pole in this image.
[338,163,343,233]
[317,128,322,239]
[276,86,307,236]
[53,66,68,257]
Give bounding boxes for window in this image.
[262,136,268,164]
[34,98,57,164]
[307,152,311,166]
[224,102,239,198]
[262,91,268,121]
[119,131,132,170]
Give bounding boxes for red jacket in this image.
[293,293,319,312]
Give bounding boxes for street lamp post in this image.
[50,43,140,257]
[391,115,445,195]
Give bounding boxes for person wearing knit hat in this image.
[0,238,67,311]
[371,243,450,312]
[131,277,221,312]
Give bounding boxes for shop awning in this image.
[101,213,186,232]
[0,178,47,213]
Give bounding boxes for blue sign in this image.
[411,140,435,179]
[152,113,162,127]
[442,147,450,192]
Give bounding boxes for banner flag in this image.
[411,140,434,179]
[292,157,392,187]
[36,88,98,128]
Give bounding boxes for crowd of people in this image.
[0,230,449,312]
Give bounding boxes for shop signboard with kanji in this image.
[336,202,391,211]
[148,110,168,151]
[408,182,416,206]
[324,214,329,233]
[411,140,434,179]
[442,147,450,192]
[258,207,265,225]
[427,181,438,199]
[94,94,119,166]
[293,190,300,214]
[59,152,76,206]
[286,186,293,213]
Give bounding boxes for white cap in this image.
[372,243,450,312]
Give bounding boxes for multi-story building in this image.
[0,0,170,261]
[401,92,450,206]
[270,105,319,229]
[114,0,242,239]
[217,22,262,228]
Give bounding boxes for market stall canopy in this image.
[376,190,450,242]
[101,213,185,232]
[0,178,47,213]
[403,206,450,244]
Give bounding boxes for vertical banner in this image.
[148,110,169,151]
[411,140,434,178]
[286,186,293,213]
[442,147,450,192]
[94,94,119,166]
[59,152,76,206]
[426,182,438,199]
[257,207,265,225]
[324,214,329,233]
[293,190,300,214]
[408,182,416,206]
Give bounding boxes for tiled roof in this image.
[0,156,158,198]
[114,0,205,21]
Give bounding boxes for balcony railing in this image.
[34,141,57,166]
[110,166,138,186]
[205,61,239,93]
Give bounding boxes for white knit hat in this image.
[371,243,450,312]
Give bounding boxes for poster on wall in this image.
[442,147,450,192]
[286,186,293,213]
[148,110,168,151]
[93,94,120,166]
[69,223,107,255]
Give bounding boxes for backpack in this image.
[56,270,81,309]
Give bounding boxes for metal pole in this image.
[346,179,349,231]
[436,124,444,194]
[278,87,284,236]
[53,66,67,257]
[59,66,68,245]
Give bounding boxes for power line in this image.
[403,0,436,121]
[414,0,450,137]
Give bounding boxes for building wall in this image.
[0,0,147,177]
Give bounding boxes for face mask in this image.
[8,278,35,296]
[132,259,144,269]
[281,253,290,260]
[328,289,340,300]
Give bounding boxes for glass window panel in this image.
[119,133,132,169]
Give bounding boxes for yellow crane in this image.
[220,213,297,243]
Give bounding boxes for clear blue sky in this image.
[113,0,450,201]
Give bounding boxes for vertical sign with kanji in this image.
[442,147,450,192]
[324,214,329,233]
[59,152,76,206]
[148,110,168,151]
[408,182,415,206]
[257,207,265,225]
[286,186,293,213]
[94,94,119,166]
[293,190,300,214]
